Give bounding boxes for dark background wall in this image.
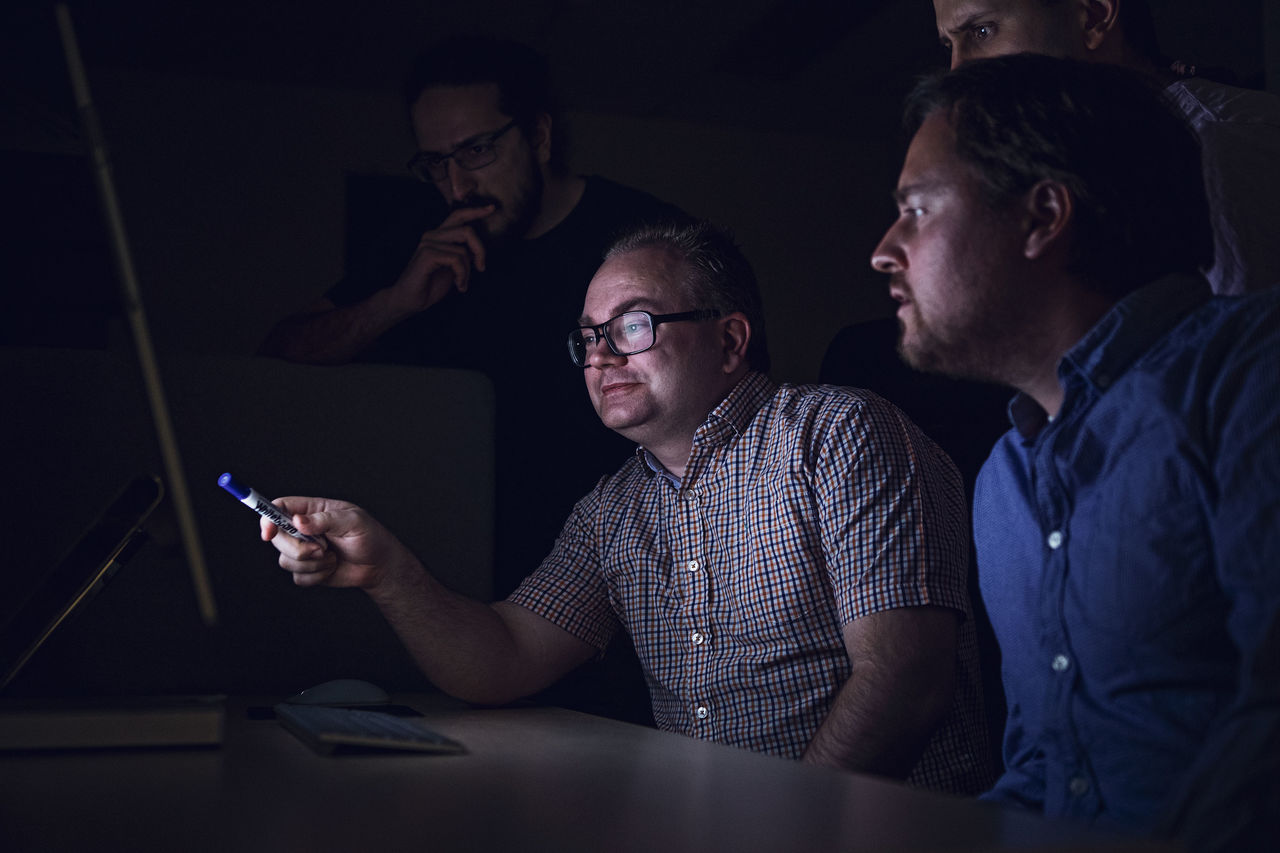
[1,0,1275,696]
[5,0,1275,381]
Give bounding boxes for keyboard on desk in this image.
[274,703,466,756]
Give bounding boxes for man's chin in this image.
[899,334,1002,385]
[598,408,633,431]
[477,207,507,233]
[480,210,535,248]
[597,403,646,437]
[896,322,928,370]
[897,328,951,376]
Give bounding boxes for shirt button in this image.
[1052,654,1071,672]
[691,631,706,646]
[687,559,701,572]
[1047,530,1064,550]
[1069,776,1090,797]
[695,706,709,720]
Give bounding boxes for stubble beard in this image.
[895,297,1014,387]
[456,159,544,249]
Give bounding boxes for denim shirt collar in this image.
[1009,273,1212,440]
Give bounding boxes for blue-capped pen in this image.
[218,473,317,542]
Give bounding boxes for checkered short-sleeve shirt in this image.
[508,372,992,793]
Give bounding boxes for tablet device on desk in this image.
[0,475,163,691]
[0,475,225,750]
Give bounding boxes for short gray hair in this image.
[605,220,770,373]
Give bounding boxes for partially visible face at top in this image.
[409,82,545,243]
[933,0,1084,69]
[870,110,1035,384]
[579,248,737,453]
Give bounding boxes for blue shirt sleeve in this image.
[1157,301,1280,850]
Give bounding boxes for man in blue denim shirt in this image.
[871,54,1279,851]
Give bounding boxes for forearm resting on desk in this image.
[258,292,410,364]
[261,230,480,364]
[367,569,597,705]
[802,607,958,778]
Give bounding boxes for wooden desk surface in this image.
[0,694,1159,852]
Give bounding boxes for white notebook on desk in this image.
[0,475,224,751]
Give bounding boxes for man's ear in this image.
[1023,180,1073,261]
[720,312,752,374]
[1080,0,1120,52]
[530,112,553,166]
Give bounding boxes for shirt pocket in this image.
[723,543,833,640]
[600,535,679,637]
[1072,458,1222,645]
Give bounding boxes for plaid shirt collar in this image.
[635,371,777,484]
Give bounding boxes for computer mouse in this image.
[285,678,391,706]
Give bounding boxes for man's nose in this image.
[444,159,477,202]
[585,337,624,369]
[870,228,905,274]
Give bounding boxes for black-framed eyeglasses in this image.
[567,309,721,367]
[406,119,519,183]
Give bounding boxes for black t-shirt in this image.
[330,176,687,597]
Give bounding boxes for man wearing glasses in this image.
[262,35,681,367]
[260,37,683,724]
[257,221,993,794]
